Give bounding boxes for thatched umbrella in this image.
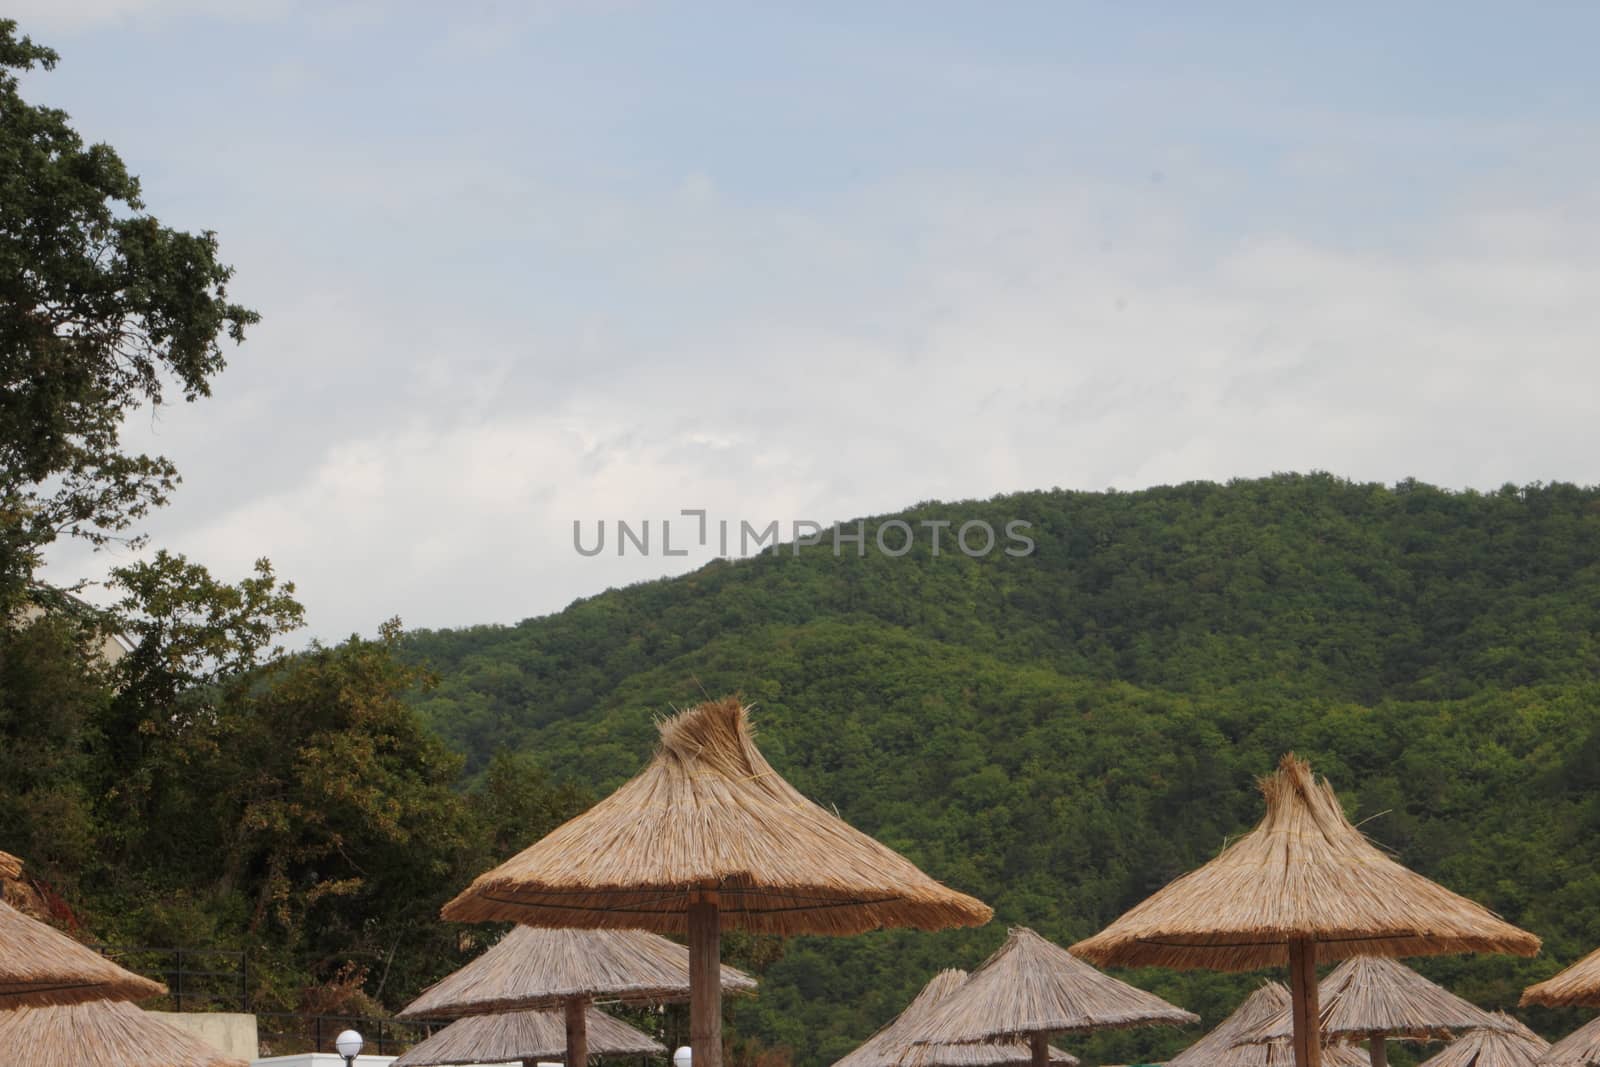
[832,968,1079,1067]
[1539,1018,1600,1067]
[1169,983,1368,1067]
[397,926,756,1065]
[1522,946,1600,1067]
[0,899,165,1009]
[1418,1014,1549,1067]
[1524,948,1600,1009]
[1071,755,1540,1067]
[0,998,246,1067]
[1,851,163,1009]
[909,927,1197,1067]
[1244,956,1510,1067]
[442,697,993,1067]
[393,1004,664,1067]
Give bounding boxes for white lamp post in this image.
[674,1046,692,1067]
[335,1028,364,1067]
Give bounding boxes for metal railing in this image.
[89,945,453,1056]
[90,944,249,1013]
[255,1012,448,1057]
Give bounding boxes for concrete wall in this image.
[150,1011,260,1061]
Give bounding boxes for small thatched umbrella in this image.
[909,927,1197,1067]
[1169,983,1368,1067]
[832,968,1079,1067]
[1524,948,1600,1009]
[1418,1014,1549,1067]
[1243,956,1510,1067]
[0,998,246,1067]
[442,698,993,1067]
[398,926,756,1065]
[393,1004,664,1067]
[1072,755,1540,1067]
[1539,1018,1600,1067]
[1522,947,1600,1067]
[0,899,165,1009]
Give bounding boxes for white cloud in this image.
[26,12,1600,642]
[46,164,1598,643]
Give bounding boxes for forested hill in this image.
[402,474,1600,1067]
[406,474,1600,761]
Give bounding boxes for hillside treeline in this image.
[401,475,1600,1066]
[5,475,1600,1067]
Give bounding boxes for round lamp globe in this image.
[335,1029,364,1059]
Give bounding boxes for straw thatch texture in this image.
[441,698,992,935]
[910,927,1197,1045]
[1523,948,1600,1009]
[392,1006,664,1066]
[1168,983,1367,1067]
[832,969,1079,1067]
[1541,1017,1600,1067]
[1418,1014,1550,1067]
[1245,956,1508,1042]
[0,998,246,1067]
[1071,756,1541,971]
[0,851,52,923]
[399,926,756,1018]
[0,899,165,1008]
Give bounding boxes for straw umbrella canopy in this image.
[1072,755,1540,1067]
[1169,983,1368,1067]
[0,998,246,1067]
[0,851,163,1009]
[400,925,756,1016]
[442,697,993,1067]
[0,899,165,1009]
[1418,1014,1550,1067]
[393,1004,664,1067]
[1522,946,1600,1067]
[1243,955,1511,1067]
[909,927,1197,1067]
[0,852,49,923]
[398,926,755,1066]
[1539,1018,1600,1067]
[1524,948,1600,1009]
[832,968,1079,1067]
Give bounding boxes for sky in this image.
[19,2,1600,642]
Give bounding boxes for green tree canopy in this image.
[0,18,257,602]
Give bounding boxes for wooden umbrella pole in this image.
[1029,1032,1050,1067]
[689,889,723,1067]
[566,995,590,1067]
[1368,1038,1388,1067]
[1288,939,1323,1067]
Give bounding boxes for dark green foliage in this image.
[469,749,596,866]
[91,552,307,857]
[0,611,104,883]
[0,20,591,1024]
[408,475,1600,767]
[0,601,595,1017]
[402,475,1600,1066]
[0,18,257,601]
